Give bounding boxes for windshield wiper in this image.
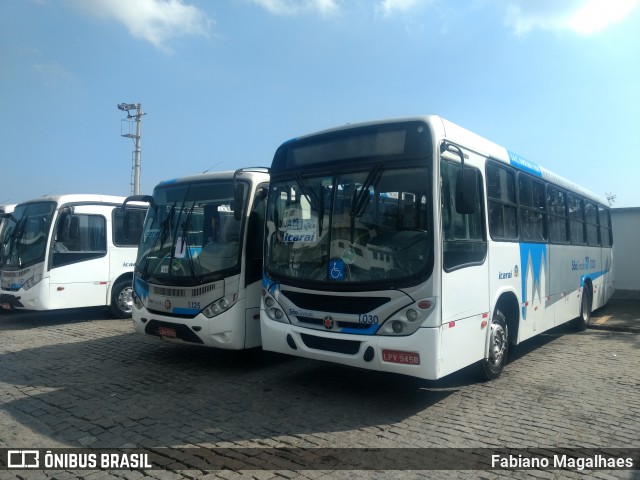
[350,164,383,242]
[9,215,29,266]
[142,201,176,279]
[178,202,199,281]
[167,187,193,279]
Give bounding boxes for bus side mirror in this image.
[234,186,245,221]
[122,195,154,213]
[255,187,268,201]
[456,168,478,214]
[246,211,262,260]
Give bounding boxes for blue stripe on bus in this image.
[158,178,178,186]
[173,307,200,315]
[508,151,542,177]
[581,269,609,287]
[341,324,380,335]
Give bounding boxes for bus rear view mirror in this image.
[456,168,478,215]
[233,186,245,221]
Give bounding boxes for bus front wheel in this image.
[110,279,134,318]
[480,309,509,381]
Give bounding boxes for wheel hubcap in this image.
[118,287,133,314]
[489,323,507,366]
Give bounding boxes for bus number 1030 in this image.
[359,314,379,324]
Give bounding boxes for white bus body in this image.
[129,169,269,349]
[261,116,614,380]
[0,195,147,317]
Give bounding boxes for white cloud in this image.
[67,0,212,52]
[503,0,639,36]
[248,0,341,16]
[376,0,433,17]
[32,62,75,88]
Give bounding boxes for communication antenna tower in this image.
[117,103,145,195]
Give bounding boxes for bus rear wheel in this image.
[577,284,592,330]
[110,279,133,318]
[480,309,509,381]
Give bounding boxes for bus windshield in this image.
[136,180,247,285]
[0,202,55,269]
[265,165,432,286]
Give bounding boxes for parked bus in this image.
[0,195,147,317]
[260,116,614,380]
[126,169,269,349]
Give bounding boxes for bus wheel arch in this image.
[480,293,519,381]
[110,274,134,319]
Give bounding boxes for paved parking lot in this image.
[0,306,639,479]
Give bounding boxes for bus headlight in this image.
[203,294,237,318]
[262,292,288,324]
[377,298,435,336]
[22,273,43,291]
[132,290,143,310]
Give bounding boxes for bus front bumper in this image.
[260,314,442,380]
[132,301,250,350]
[0,293,24,310]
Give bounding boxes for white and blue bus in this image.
[260,116,614,380]
[0,195,147,317]
[127,169,269,349]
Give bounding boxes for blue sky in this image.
[1,0,639,207]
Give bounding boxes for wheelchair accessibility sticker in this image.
[329,259,345,281]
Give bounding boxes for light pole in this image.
[117,103,144,195]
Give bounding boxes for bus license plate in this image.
[382,349,420,365]
[1,303,11,311]
[158,326,177,338]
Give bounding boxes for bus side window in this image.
[113,208,146,247]
[568,194,586,245]
[487,162,518,241]
[52,214,106,268]
[518,174,547,243]
[441,159,486,270]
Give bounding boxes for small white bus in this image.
[261,116,614,380]
[126,169,269,349]
[0,195,147,317]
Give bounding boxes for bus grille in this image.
[300,333,361,355]
[151,284,216,298]
[282,291,390,314]
[145,320,204,344]
[152,286,186,297]
[296,316,372,330]
[190,284,216,297]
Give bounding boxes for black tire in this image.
[110,279,133,318]
[576,284,592,330]
[480,309,509,381]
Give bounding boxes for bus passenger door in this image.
[439,157,489,377]
[49,210,109,309]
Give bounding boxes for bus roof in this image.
[14,194,131,208]
[284,115,607,206]
[436,116,608,206]
[155,169,269,189]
